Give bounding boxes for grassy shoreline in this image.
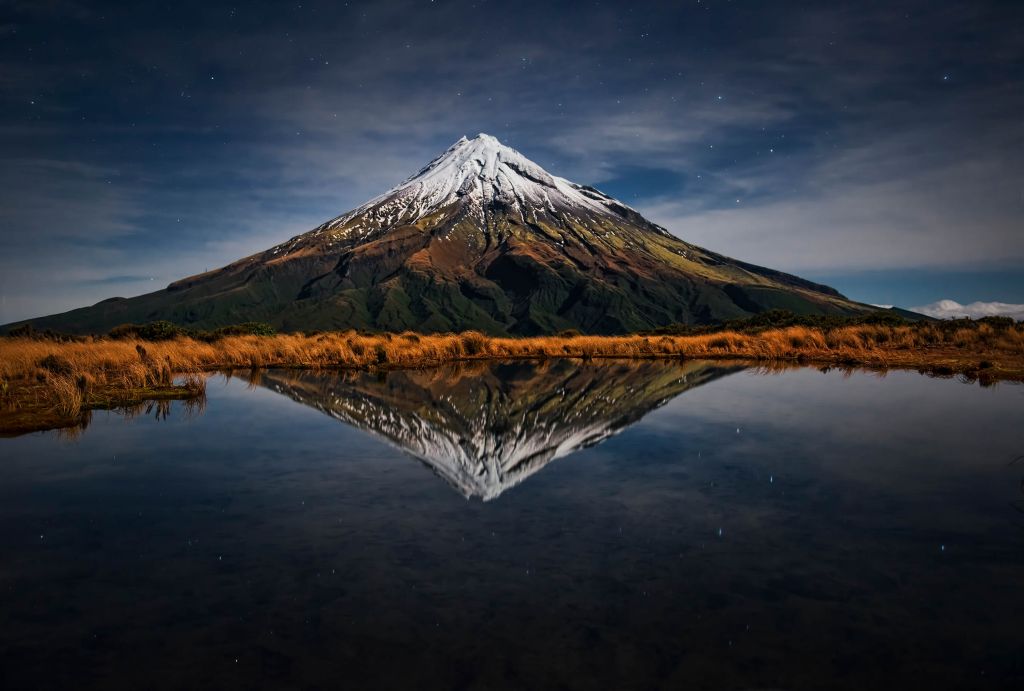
[2,323,1022,435]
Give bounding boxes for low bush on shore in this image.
[107,320,277,341]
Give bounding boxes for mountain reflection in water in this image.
[256,359,743,500]
[2,361,1022,690]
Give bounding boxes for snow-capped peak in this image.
[324,133,639,231]
[401,132,560,200]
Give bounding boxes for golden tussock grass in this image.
[1,323,1022,433]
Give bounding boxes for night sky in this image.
[2,0,1022,323]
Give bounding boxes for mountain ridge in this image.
[5,133,873,335]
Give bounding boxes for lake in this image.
[1,359,1022,689]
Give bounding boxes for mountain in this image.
[9,133,874,335]
[257,358,742,500]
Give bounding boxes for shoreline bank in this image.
[3,324,1022,435]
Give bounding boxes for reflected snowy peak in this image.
[259,359,742,500]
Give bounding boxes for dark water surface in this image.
[1,360,1022,690]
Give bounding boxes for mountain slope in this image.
[8,133,873,335]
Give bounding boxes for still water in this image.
[1,360,1022,689]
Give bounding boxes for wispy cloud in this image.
[0,158,142,244]
[638,106,1024,272]
[911,300,1024,321]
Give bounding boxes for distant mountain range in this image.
[259,358,743,500]
[8,133,878,335]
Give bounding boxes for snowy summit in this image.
[325,133,639,230]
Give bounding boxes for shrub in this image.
[112,320,277,342]
[461,331,489,356]
[136,321,185,340]
[38,354,74,376]
[109,320,184,341]
[5,324,84,342]
[108,324,137,339]
[8,323,34,338]
[207,322,277,339]
[978,316,1015,330]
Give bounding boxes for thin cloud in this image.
[911,300,1024,321]
[639,111,1024,272]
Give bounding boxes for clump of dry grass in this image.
[0,336,208,428]
[1,322,1022,430]
[43,372,84,418]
